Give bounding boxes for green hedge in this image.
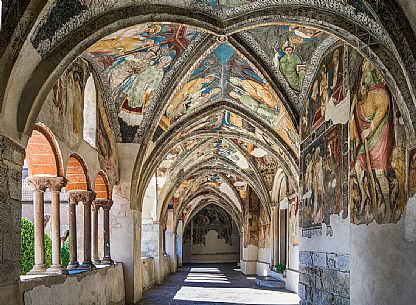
[20,218,70,275]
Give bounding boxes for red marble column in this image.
[101,200,114,265]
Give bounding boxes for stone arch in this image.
[94,170,110,200]
[25,123,63,177]
[65,154,90,191]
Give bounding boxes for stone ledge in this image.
[20,263,122,292]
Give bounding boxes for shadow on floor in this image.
[137,263,300,305]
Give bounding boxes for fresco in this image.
[350,59,405,224]
[301,126,342,230]
[164,43,298,153]
[244,187,260,247]
[87,23,200,128]
[409,148,416,198]
[301,46,347,139]
[248,25,328,92]
[289,196,299,246]
[258,203,270,248]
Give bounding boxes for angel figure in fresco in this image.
[166,74,218,120]
[89,24,162,56]
[116,54,172,125]
[229,90,278,126]
[350,59,394,223]
[274,40,306,92]
[229,77,279,110]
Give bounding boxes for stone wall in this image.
[141,257,155,291]
[298,251,349,305]
[0,135,25,305]
[21,264,125,305]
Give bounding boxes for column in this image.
[101,200,114,265]
[27,177,48,275]
[68,192,79,270]
[92,200,102,264]
[79,191,96,270]
[46,177,68,274]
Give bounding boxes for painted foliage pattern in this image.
[163,43,298,153]
[248,25,327,92]
[87,23,200,127]
[349,60,406,225]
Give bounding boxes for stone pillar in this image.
[68,193,79,270]
[0,136,25,305]
[101,200,114,265]
[74,191,96,270]
[92,200,102,264]
[46,177,68,274]
[27,177,48,275]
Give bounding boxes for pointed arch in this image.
[66,154,90,191]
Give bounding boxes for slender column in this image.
[68,193,79,270]
[46,177,68,274]
[92,201,102,264]
[27,177,48,275]
[79,191,96,270]
[101,200,114,265]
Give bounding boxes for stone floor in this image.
[137,264,300,305]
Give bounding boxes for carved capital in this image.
[27,176,68,192]
[48,177,68,192]
[69,191,96,205]
[94,199,113,211]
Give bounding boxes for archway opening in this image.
[182,204,240,265]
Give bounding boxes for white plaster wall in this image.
[350,213,416,305]
[190,230,239,263]
[299,213,350,255]
[241,245,258,275]
[22,264,125,305]
[286,243,299,293]
[256,247,271,276]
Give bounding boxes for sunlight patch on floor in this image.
[185,269,230,283]
[173,287,300,304]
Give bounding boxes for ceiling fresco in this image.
[159,43,299,152]
[246,25,328,92]
[87,23,202,127]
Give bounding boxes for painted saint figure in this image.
[350,60,396,224]
[274,42,306,92]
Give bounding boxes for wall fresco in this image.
[301,125,343,231]
[350,59,406,224]
[409,148,416,198]
[301,46,347,140]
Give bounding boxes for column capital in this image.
[69,190,96,205]
[95,199,113,210]
[48,177,68,192]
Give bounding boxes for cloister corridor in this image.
[138,264,300,305]
[2,1,416,305]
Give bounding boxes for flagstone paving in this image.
[137,264,300,305]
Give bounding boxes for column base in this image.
[92,258,101,265]
[27,264,47,275]
[46,265,68,274]
[67,261,79,270]
[78,261,97,270]
[101,257,114,265]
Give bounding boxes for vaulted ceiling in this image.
[4,0,415,226]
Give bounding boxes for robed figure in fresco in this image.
[350,60,403,224]
[275,41,306,92]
